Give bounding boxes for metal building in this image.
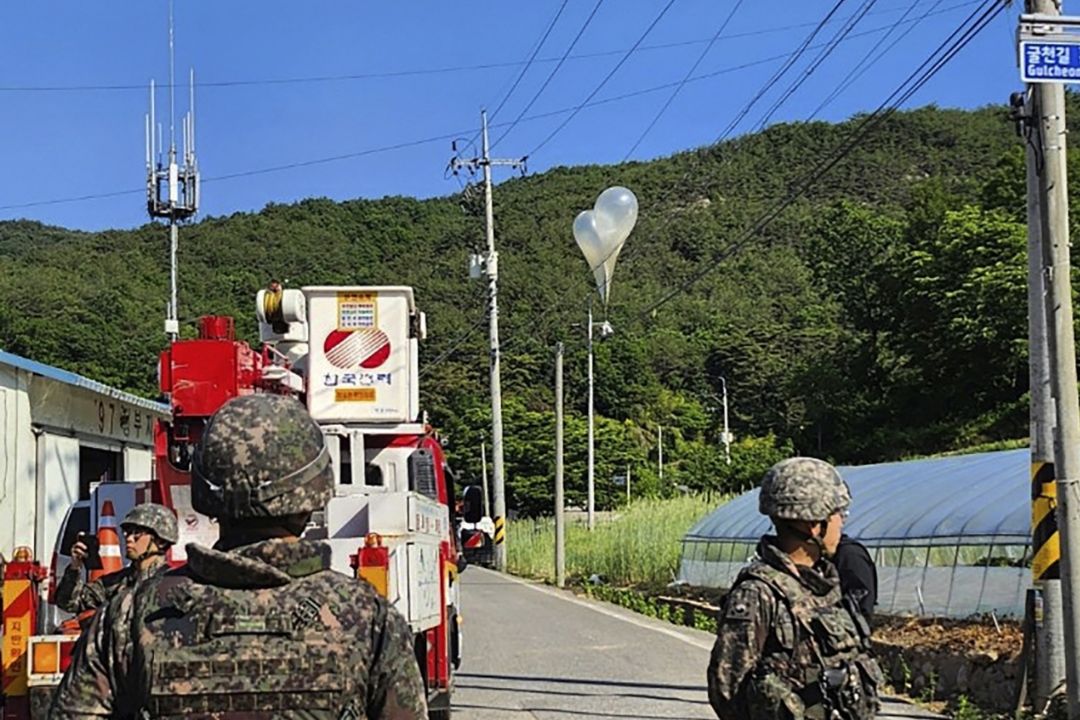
[681,449,1031,618]
[0,350,167,562]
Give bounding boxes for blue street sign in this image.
[1020,40,1080,83]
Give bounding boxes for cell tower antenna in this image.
[168,0,175,159]
[146,0,199,341]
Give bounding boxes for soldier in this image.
[51,394,427,719]
[834,533,877,622]
[55,503,177,614]
[707,457,881,720]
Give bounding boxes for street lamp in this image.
[573,187,638,530]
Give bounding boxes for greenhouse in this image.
[679,449,1031,618]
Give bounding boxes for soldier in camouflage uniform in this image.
[51,394,428,719]
[55,503,178,614]
[707,457,881,720]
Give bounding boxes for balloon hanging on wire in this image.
[573,186,638,307]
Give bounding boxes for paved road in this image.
[453,568,944,719]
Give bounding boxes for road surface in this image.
[453,568,944,719]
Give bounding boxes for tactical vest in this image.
[730,561,882,720]
[133,573,380,719]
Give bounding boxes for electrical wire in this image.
[636,0,1005,320]
[808,0,941,118]
[419,315,488,378]
[0,2,959,94]
[0,1,983,214]
[486,0,570,126]
[0,129,476,210]
[527,0,679,158]
[753,0,879,132]
[714,0,850,145]
[490,0,606,151]
[365,0,994,371]
[623,0,746,161]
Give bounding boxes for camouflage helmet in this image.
[192,394,333,520]
[759,457,851,521]
[121,503,179,545]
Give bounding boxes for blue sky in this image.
[0,1,1021,231]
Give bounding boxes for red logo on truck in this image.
[324,329,391,369]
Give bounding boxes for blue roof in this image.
[685,448,1030,545]
[0,349,168,414]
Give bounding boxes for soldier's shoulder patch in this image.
[723,585,762,622]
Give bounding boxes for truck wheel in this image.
[428,689,452,720]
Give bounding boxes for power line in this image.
[490,0,606,151]
[753,0,879,131]
[0,1,982,214]
[486,0,571,125]
[637,0,1005,320]
[715,0,850,145]
[372,0,992,372]
[527,0,679,158]
[0,129,475,211]
[0,2,959,94]
[419,315,488,378]
[808,0,940,118]
[623,0,746,161]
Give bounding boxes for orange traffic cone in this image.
[89,500,123,581]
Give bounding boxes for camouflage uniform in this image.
[55,504,178,614]
[707,457,881,720]
[51,395,427,719]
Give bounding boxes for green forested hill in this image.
[0,102,1062,514]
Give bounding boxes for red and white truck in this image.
[5,285,470,719]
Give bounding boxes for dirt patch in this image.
[556,580,1026,715]
[873,615,1022,659]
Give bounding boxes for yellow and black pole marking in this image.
[493,516,506,545]
[1032,461,1060,581]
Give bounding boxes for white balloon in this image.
[595,186,638,243]
[573,186,638,305]
[573,210,606,270]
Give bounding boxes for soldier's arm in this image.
[707,581,774,720]
[55,567,110,614]
[54,564,84,613]
[366,603,428,719]
[48,592,127,718]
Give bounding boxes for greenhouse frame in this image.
[679,449,1032,618]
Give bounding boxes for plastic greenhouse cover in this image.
[685,448,1030,545]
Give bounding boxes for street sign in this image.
[1020,39,1080,83]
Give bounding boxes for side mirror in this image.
[462,486,483,524]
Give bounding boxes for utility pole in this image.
[626,463,631,504]
[1020,71,1067,708]
[555,342,565,588]
[720,377,733,465]
[587,302,595,530]
[1022,3,1080,714]
[584,304,614,531]
[449,110,525,572]
[658,425,664,483]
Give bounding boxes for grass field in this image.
[506,494,725,588]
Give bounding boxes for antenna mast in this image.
[146,0,199,341]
